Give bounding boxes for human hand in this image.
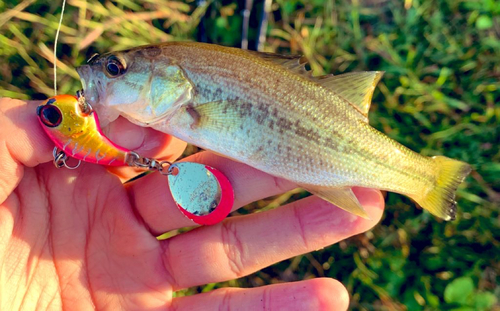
[0,98,384,310]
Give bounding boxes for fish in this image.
[36,94,129,166]
[76,41,471,220]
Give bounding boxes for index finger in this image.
[0,97,185,203]
[0,98,52,204]
[103,116,187,181]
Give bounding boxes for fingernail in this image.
[368,188,385,210]
[354,187,385,211]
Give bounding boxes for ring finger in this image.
[162,188,384,290]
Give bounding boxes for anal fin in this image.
[300,185,370,219]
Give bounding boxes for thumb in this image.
[0,98,54,204]
[104,116,187,162]
[96,116,187,181]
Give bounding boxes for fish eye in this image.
[105,56,125,77]
[39,105,62,128]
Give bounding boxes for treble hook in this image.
[52,147,81,170]
[76,90,93,115]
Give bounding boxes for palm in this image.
[1,98,384,310]
[21,164,171,309]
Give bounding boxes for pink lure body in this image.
[37,95,129,166]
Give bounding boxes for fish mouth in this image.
[76,65,100,105]
[76,65,90,92]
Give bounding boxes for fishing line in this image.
[53,0,67,95]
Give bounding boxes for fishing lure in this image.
[36,94,234,225]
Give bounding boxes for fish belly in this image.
[154,96,434,199]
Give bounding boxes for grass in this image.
[1,0,499,309]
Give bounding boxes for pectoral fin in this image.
[300,185,370,219]
[184,99,242,130]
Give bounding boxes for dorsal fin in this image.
[318,72,384,118]
[245,50,320,78]
[245,50,303,68]
[245,51,382,118]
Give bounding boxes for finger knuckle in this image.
[220,221,246,278]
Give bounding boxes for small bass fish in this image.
[76,42,471,220]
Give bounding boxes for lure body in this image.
[37,94,129,166]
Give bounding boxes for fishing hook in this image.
[52,147,81,170]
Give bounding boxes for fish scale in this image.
[76,42,471,221]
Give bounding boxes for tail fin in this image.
[415,156,471,221]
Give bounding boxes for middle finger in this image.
[126,151,296,234]
[162,187,384,290]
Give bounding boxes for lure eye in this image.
[39,105,62,128]
[105,56,125,77]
